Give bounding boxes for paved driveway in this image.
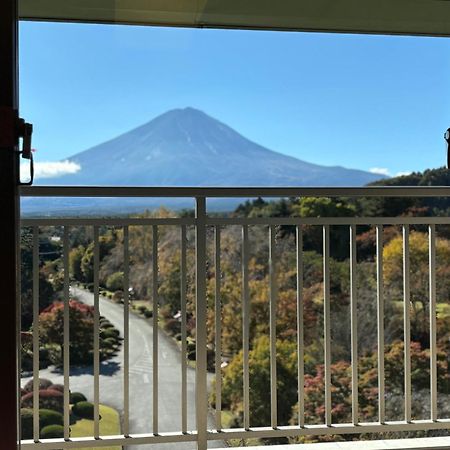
[22,287,223,449]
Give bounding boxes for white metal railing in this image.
[18,185,450,449]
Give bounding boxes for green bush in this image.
[101,328,120,339]
[39,409,63,428]
[72,401,94,419]
[40,424,64,439]
[106,272,124,291]
[143,309,153,318]
[21,352,32,372]
[187,341,196,353]
[70,392,87,404]
[100,321,114,329]
[20,408,33,440]
[137,305,147,313]
[39,348,51,367]
[102,337,118,349]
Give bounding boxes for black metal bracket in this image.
[0,107,34,184]
[17,117,34,185]
[445,128,450,169]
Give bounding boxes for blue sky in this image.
[19,21,450,179]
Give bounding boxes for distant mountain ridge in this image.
[23,107,385,214]
[46,107,383,187]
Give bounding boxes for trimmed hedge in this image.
[102,337,118,349]
[49,384,64,393]
[70,392,87,404]
[101,328,120,339]
[72,401,94,419]
[21,389,64,413]
[24,378,52,393]
[20,408,33,440]
[40,424,64,439]
[39,409,63,428]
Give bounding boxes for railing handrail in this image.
[19,185,450,198]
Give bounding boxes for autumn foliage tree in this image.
[39,300,94,365]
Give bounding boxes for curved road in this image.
[23,287,223,449]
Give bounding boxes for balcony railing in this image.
[18,185,450,449]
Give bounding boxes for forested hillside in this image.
[23,167,450,443]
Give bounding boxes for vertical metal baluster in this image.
[242,225,250,430]
[181,225,188,433]
[403,225,411,423]
[195,197,208,450]
[63,226,70,439]
[123,226,130,437]
[214,225,222,431]
[323,225,332,427]
[350,225,358,425]
[152,225,159,434]
[429,224,437,421]
[376,225,385,424]
[296,226,305,427]
[93,226,100,438]
[269,225,278,428]
[32,227,39,442]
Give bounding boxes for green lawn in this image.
[70,404,121,450]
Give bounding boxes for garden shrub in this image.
[39,409,63,428]
[46,345,62,366]
[101,328,120,339]
[24,378,52,392]
[112,290,123,303]
[101,337,118,350]
[39,300,94,366]
[100,321,114,329]
[143,309,153,318]
[187,341,196,353]
[72,401,94,419]
[49,384,64,393]
[39,348,51,367]
[21,352,32,372]
[138,305,146,313]
[69,392,87,404]
[106,272,124,292]
[164,318,181,336]
[40,424,64,439]
[21,389,64,413]
[20,408,33,440]
[160,304,173,320]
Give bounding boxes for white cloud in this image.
[21,160,81,179]
[369,167,391,177]
[395,171,412,177]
